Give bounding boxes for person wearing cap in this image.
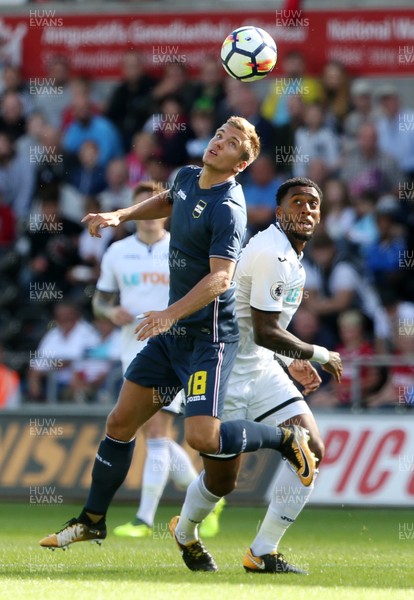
[343,79,379,142]
[375,85,414,178]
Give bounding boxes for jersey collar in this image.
[274,221,304,260]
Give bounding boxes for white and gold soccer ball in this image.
[220,26,277,82]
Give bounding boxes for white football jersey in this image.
[97,233,170,369]
[234,223,305,372]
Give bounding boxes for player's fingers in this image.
[81,213,96,223]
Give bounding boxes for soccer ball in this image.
[221,26,277,82]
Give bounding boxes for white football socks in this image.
[136,437,170,526]
[250,460,315,557]
[175,471,221,544]
[168,439,198,489]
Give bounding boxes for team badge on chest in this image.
[192,200,207,218]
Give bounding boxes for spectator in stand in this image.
[16,110,46,164]
[305,158,330,190]
[243,154,283,237]
[303,232,390,346]
[0,344,20,409]
[309,310,383,409]
[366,327,414,409]
[192,54,226,114]
[0,131,36,219]
[35,124,72,196]
[322,177,354,245]
[185,104,215,165]
[20,190,83,298]
[375,84,414,179]
[126,131,160,188]
[346,190,378,252]
[1,65,32,117]
[261,49,322,127]
[0,191,15,252]
[143,94,191,169]
[151,62,196,113]
[68,140,107,197]
[363,196,407,298]
[78,196,114,268]
[27,303,100,402]
[274,94,306,173]
[63,84,122,168]
[33,55,72,129]
[215,78,244,126]
[227,86,276,153]
[0,90,26,141]
[340,122,402,196]
[289,306,336,392]
[293,102,340,178]
[99,158,132,212]
[343,79,378,144]
[70,318,122,404]
[380,291,414,352]
[320,60,351,134]
[61,77,102,132]
[106,50,156,152]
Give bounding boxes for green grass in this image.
[1,503,413,600]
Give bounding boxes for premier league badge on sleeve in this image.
[270,282,284,301]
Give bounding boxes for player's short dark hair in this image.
[132,181,165,203]
[276,177,322,206]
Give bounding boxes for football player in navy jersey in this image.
[40,119,318,565]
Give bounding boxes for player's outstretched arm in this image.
[251,307,343,381]
[92,290,134,326]
[82,190,172,238]
[134,257,236,341]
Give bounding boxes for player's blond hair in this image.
[226,116,261,165]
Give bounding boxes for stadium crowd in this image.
[0,50,413,410]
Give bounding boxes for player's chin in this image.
[292,229,314,242]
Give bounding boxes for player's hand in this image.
[321,351,343,383]
[134,310,177,341]
[288,359,322,396]
[81,211,122,238]
[108,306,134,327]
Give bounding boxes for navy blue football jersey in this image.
[167,165,247,342]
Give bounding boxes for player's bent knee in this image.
[106,409,136,441]
[204,472,237,497]
[185,430,219,455]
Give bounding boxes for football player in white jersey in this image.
[172,177,343,573]
[93,181,221,538]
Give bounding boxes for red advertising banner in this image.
[0,9,414,79]
[308,414,414,506]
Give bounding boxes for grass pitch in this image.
[0,502,413,600]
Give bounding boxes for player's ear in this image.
[275,205,283,220]
[234,160,248,174]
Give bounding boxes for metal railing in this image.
[348,354,414,411]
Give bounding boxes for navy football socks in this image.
[83,435,135,518]
[219,420,284,454]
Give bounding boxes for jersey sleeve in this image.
[96,246,118,293]
[250,249,291,312]
[209,198,247,262]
